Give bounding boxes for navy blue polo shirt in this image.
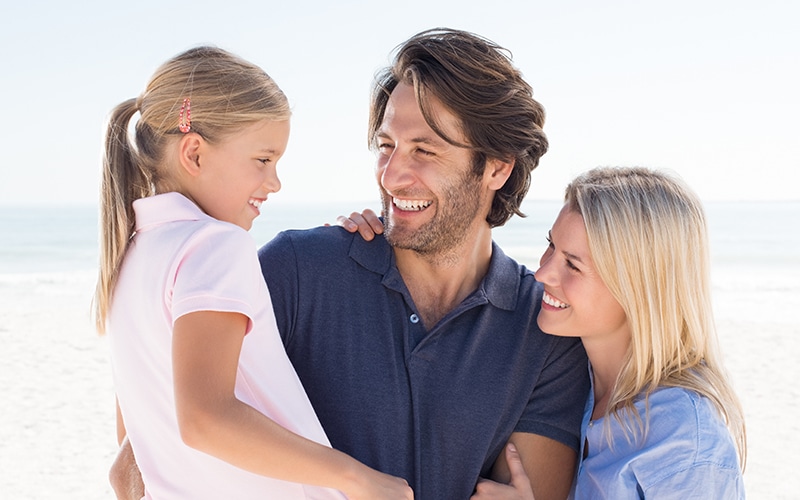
[258,226,589,500]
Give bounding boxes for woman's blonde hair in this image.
[94,46,290,334]
[566,166,746,467]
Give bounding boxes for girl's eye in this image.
[258,158,272,165]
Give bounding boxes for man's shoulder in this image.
[259,225,356,257]
[258,226,393,278]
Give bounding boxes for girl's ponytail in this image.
[94,98,151,334]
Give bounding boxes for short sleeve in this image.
[516,336,590,451]
[170,223,262,333]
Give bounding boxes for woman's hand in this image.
[471,443,535,500]
[328,209,384,241]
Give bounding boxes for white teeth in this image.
[248,199,262,209]
[543,291,569,309]
[393,198,432,211]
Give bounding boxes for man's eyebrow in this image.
[376,130,442,146]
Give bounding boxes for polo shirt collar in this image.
[348,235,521,312]
[133,192,209,232]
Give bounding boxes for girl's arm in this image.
[173,310,412,500]
[327,208,384,241]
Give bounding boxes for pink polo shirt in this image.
[108,193,344,499]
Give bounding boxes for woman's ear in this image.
[485,157,515,191]
[177,133,203,177]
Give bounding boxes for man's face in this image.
[374,82,489,256]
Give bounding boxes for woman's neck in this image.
[583,335,630,418]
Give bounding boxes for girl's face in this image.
[192,119,290,230]
[535,205,629,346]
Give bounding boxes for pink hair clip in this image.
[178,98,191,133]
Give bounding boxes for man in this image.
[110,28,588,499]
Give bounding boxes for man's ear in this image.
[177,133,203,177]
[485,157,515,191]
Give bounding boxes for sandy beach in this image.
[1,212,798,498]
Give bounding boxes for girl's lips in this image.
[248,198,265,215]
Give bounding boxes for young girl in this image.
[472,167,746,498]
[94,46,412,500]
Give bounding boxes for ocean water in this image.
[1,199,798,276]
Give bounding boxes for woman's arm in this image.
[173,310,412,500]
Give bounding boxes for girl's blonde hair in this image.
[566,166,746,467]
[94,46,290,334]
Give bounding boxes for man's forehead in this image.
[380,83,464,144]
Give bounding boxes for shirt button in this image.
[409,314,420,324]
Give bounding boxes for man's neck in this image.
[393,224,493,330]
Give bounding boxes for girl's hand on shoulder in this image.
[471,443,535,500]
[327,209,384,241]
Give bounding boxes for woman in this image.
[474,166,746,498]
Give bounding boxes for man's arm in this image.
[111,400,144,499]
[491,432,576,500]
[109,437,145,500]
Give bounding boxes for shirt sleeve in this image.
[170,223,261,334]
[643,462,746,499]
[516,336,590,452]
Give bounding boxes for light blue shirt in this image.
[572,368,745,499]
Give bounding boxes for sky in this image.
[1,0,798,207]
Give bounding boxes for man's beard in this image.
[381,170,484,257]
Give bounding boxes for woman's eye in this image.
[566,259,580,272]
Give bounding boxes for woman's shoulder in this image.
[642,387,739,465]
[634,387,744,496]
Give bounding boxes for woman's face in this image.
[535,205,629,345]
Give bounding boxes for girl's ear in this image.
[177,133,203,177]
[485,157,515,191]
